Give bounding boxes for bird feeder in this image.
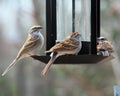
[31,0,113,64]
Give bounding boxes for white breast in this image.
[32,31,44,49]
[38,32,44,49]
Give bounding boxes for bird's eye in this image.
[101,38,105,40]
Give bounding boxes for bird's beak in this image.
[40,26,43,29]
[38,27,43,31]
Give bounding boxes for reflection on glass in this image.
[57,0,72,42]
[57,0,91,41]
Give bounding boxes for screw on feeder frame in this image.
[50,34,54,37]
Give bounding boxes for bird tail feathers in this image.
[41,52,57,76]
[2,58,18,76]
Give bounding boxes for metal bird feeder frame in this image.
[31,0,113,64]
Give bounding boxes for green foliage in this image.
[0,75,14,96]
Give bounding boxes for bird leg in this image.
[27,52,34,56]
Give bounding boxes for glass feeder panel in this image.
[75,0,91,41]
[56,0,72,42]
[57,0,91,41]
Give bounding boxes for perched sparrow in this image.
[2,25,44,76]
[97,37,113,56]
[41,32,82,76]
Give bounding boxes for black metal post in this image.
[97,0,100,37]
[46,0,57,51]
[72,0,75,32]
[91,0,100,54]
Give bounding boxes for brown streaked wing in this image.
[51,39,78,52]
[103,42,114,52]
[97,41,113,52]
[18,35,39,55]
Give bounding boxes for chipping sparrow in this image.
[41,32,82,76]
[97,37,113,56]
[2,25,44,76]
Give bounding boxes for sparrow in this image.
[97,37,113,56]
[41,32,82,76]
[2,25,44,76]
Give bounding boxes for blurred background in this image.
[0,0,120,96]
